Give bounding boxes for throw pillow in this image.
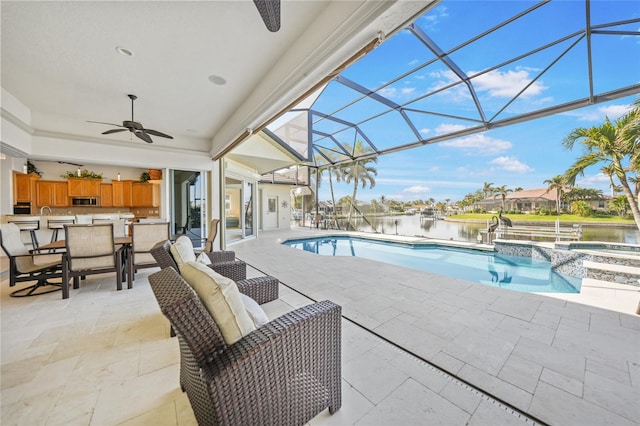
[240,293,269,327]
[196,252,212,265]
[170,236,196,266]
[179,261,255,344]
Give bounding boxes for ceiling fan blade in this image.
[144,128,174,139]
[87,120,125,128]
[253,0,280,32]
[134,130,154,144]
[102,128,128,135]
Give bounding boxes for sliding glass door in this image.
[170,169,207,247]
[224,176,255,243]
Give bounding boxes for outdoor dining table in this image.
[38,236,133,290]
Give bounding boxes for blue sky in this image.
[310,1,639,205]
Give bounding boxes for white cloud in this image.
[428,166,440,173]
[404,185,432,194]
[378,87,396,98]
[435,123,469,135]
[577,104,633,122]
[489,156,533,173]
[471,69,546,98]
[420,5,448,29]
[577,173,611,185]
[419,127,431,135]
[377,86,415,99]
[408,59,420,66]
[441,134,512,155]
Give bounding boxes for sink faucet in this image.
[40,206,52,215]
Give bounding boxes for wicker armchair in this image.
[148,267,342,425]
[150,240,272,298]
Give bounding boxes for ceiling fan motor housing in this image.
[123,120,143,130]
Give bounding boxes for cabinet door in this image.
[36,181,54,207]
[14,173,38,203]
[86,180,101,197]
[67,178,102,196]
[112,181,132,207]
[101,184,113,207]
[52,182,68,207]
[132,183,153,206]
[67,179,84,196]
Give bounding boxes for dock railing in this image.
[479,219,582,244]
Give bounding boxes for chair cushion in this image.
[179,261,256,345]
[240,294,269,327]
[170,236,196,266]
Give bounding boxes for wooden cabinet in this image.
[112,181,132,207]
[13,173,39,203]
[100,184,113,207]
[67,178,101,197]
[132,183,159,207]
[36,181,68,207]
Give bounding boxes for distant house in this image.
[475,188,609,213]
[505,188,560,212]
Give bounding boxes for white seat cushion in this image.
[170,236,196,266]
[179,261,255,345]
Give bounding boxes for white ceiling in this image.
[1,1,429,159]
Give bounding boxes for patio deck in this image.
[1,228,639,425]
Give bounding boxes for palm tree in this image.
[493,185,513,210]
[563,102,640,230]
[341,140,378,226]
[482,182,494,199]
[609,195,629,217]
[543,175,567,213]
[319,163,343,222]
[564,187,603,202]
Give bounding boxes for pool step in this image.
[583,260,640,286]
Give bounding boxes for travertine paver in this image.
[233,228,640,426]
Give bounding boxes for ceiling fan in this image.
[88,94,173,144]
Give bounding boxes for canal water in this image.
[334,215,640,244]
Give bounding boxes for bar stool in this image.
[47,216,76,243]
[8,217,41,249]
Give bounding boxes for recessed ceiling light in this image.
[208,74,226,85]
[186,128,197,133]
[115,46,134,57]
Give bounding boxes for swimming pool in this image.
[283,236,581,293]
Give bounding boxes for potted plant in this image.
[62,169,103,179]
[139,171,150,183]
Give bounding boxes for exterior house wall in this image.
[259,184,292,231]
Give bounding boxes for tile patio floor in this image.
[1,228,639,425]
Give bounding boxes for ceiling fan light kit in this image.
[88,94,173,143]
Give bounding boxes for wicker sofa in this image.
[148,267,342,425]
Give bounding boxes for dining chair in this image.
[0,223,63,297]
[62,223,125,294]
[130,222,170,280]
[92,218,126,237]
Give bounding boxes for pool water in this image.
[284,236,581,293]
